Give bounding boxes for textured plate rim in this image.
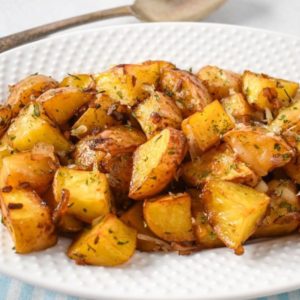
[1,22,300,300]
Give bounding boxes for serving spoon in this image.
[0,0,226,53]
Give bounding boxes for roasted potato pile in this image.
[1,61,300,266]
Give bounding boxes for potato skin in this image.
[59,73,96,91]
[224,125,294,176]
[6,74,58,116]
[68,214,137,266]
[0,151,58,195]
[160,69,212,117]
[37,87,91,125]
[0,106,12,138]
[197,65,241,100]
[129,128,187,200]
[181,144,258,187]
[134,91,182,138]
[143,193,194,242]
[0,188,57,253]
[202,180,270,254]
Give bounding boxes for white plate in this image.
[1,23,300,300]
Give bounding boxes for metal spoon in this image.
[0,0,226,53]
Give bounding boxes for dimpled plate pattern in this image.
[0,23,300,300]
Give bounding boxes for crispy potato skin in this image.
[6,74,58,116]
[197,65,241,100]
[188,189,223,248]
[181,144,258,187]
[0,106,12,138]
[0,188,57,253]
[202,180,270,254]
[68,214,137,266]
[59,73,96,91]
[224,126,294,176]
[160,69,212,117]
[242,71,299,111]
[37,87,91,125]
[182,100,234,156]
[7,104,71,154]
[134,91,183,138]
[0,151,58,195]
[253,180,300,238]
[284,156,300,183]
[94,63,160,106]
[53,167,111,223]
[121,202,160,252]
[129,128,187,200]
[143,193,194,242]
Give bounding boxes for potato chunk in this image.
[202,180,270,254]
[0,106,12,138]
[121,202,163,252]
[253,180,300,238]
[68,214,137,266]
[160,69,212,117]
[181,144,258,187]
[71,94,120,138]
[221,93,252,122]
[0,188,57,253]
[94,63,160,106]
[134,91,182,138]
[0,151,58,195]
[197,65,241,100]
[242,71,299,111]
[59,73,96,91]
[143,193,194,242]
[6,74,58,116]
[53,167,111,223]
[284,156,300,184]
[182,100,234,155]
[37,87,91,125]
[269,100,300,133]
[129,128,186,200]
[224,126,294,176]
[189,189,223,248]
[7,104,71,154]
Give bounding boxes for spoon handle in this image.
[0,5,132,53]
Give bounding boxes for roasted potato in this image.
[6,74,58,116]
[142,60,176,72]
[182,100,234,156]
[0,134,14,168]
[160,69,212,117]
[189,189,223,248]
[284,156,300,184]
[53,167,111,223]
[37,87,91,125]
[7,103,72,154]
[221,93,252,122]
[181,144,258,187]
[0,149,58,195]
[242,71,299,111]
[143,193,194,242]
[60,73,96,91]
[121,202,164,252]
[282,122,300,153]
[253,179,300,238]
[202,180,270,254]
[197,65,241,100]
[0,188,57,253]
[68,214,137,266]
[134,91,182,138]
[224,125,294,176]
[129,128,186,200]
[94,63,160,106]
[71,94,121,138]
[269,100,300,133]
[0,106,12,138]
